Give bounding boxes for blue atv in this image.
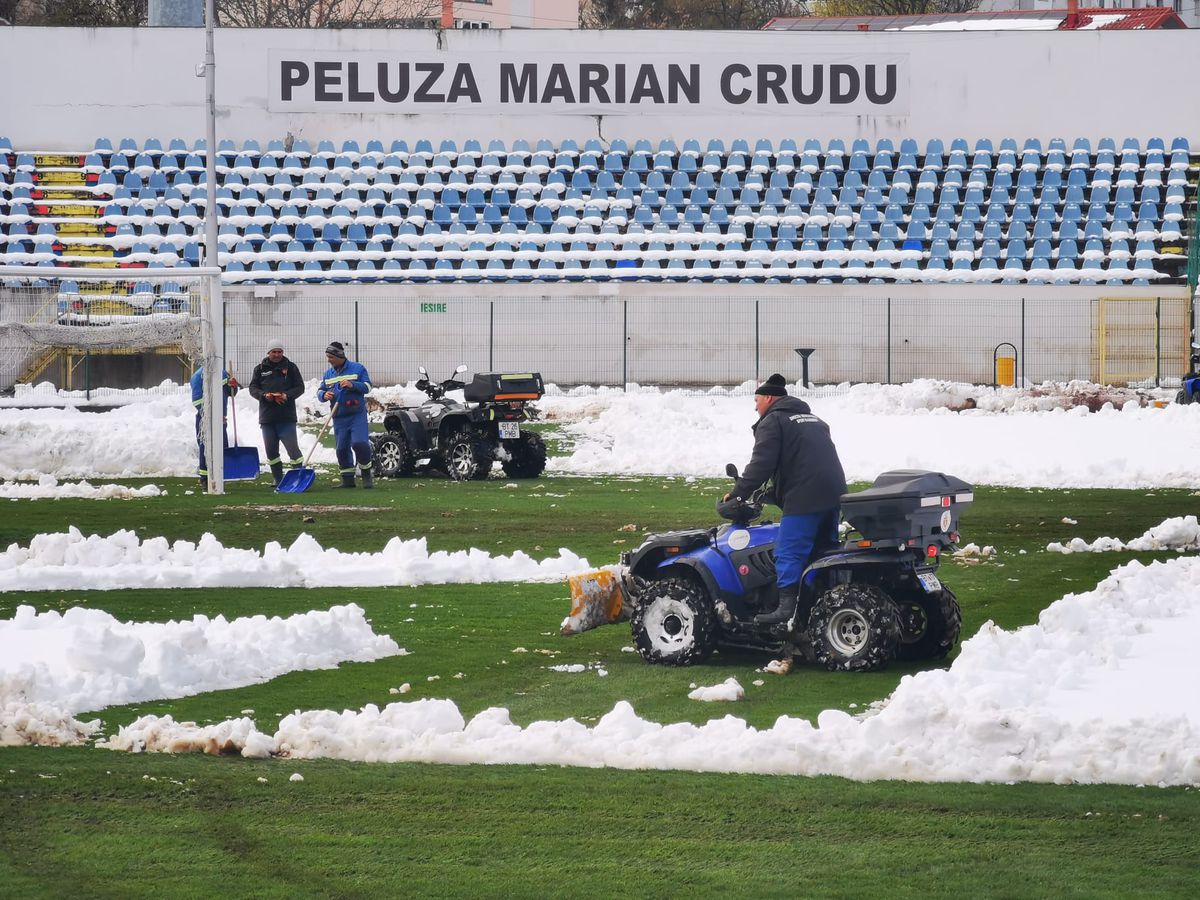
[1176,344,1200,405]
[620,468,973,672]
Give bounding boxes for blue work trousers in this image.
[775,508,840,590]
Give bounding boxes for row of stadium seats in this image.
[0,134,1192,285]
[2,133,1186,160]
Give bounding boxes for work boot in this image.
[755,585,801,626]
[269,462,284,487]
[361,467,374,489]
[334,473,356,489]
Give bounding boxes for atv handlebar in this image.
[416,365,468,401]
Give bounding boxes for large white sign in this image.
[268,51,910,115]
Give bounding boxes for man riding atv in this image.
[723,373,846,627]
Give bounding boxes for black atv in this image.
[372,366,548,481]
[619,468,972,672]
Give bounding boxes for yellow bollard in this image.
[996,357,1016,387]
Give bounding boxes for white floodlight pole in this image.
[202,0,224,494]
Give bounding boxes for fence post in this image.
[354,301,360,359]
[754,299,760,383]
[1155,297,1161,387]
[622,299,628,391]
[886,297,892,384]
[1021,297,1026,386]
[489,301,494,372]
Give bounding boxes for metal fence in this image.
[222,289,1192,390]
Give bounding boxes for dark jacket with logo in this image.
[248,355,304,425]
[733,395,847,516]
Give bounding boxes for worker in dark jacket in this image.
[248,337,305,487]
[725,373,847,625]
[319,340,373,489]
[190,365,238,487]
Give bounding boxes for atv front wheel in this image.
[893,587,962,662]
[372,433,414,478]
[443,428,493,481]
[808,583,901,672]
[501,432,547,478]
[631,577,717,666]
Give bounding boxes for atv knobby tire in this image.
[631,577,717,666]
[893,586,962,662]
[372,433,414,478]
[808,583,901,672]
[501,431,547,479]
[1177,389,1191,405]
[443,428,493,481]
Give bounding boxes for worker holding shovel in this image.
[249,337,306,488]
[189,365,238,487]
[319,341,374,489]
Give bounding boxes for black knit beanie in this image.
[325,341,346,359]
[754,373,788,397]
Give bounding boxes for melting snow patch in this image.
[688,678,745,702]
[0,527,591,592]
[0,476,162,500]
[1047,516,1200,554]
[99,556,1200,785]
[0,603,400,747]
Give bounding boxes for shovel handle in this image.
[299,403,337,469]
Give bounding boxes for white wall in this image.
[3,27,1199,150]
[219,283,1191,387]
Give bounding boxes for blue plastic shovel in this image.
[223,394,261,481]
[275,404,336,494]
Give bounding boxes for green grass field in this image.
[2,469,1198,897]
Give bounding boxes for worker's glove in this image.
[228,377,239,389]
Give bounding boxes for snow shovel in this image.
[276,403,336,494]
[561,566,627,635]
[223,390,261,481]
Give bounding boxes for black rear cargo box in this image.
[464,372,544,403]
[841,470,973,544]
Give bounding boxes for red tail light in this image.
[926,544,939,558]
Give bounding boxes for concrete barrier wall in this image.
[220,283,1191,388]
[3,27,1199,148]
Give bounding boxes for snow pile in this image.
[541,381,1200,489]
[99,715,277,758]
[0,603,401,747]
[1047,516,1200,554]
[3,379,1197,489]
[0,528,591,591]
[0,700,101,747]
[0,476,162,500]
[688,678,745,702]
[101,557,1200,785]
[0,389,334,480]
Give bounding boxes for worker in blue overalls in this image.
[190,366,238,486]
[319,341,373,489]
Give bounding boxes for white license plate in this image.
[498,421,520,440]
[917,572,942,594]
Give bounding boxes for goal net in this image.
[0,265,227,489]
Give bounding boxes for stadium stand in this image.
[0,134,1193,286]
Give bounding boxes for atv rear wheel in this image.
[631,577,717,666]
[443,428,493,481]
[501,431,547,478]
[808,583,901,672]
[893,587,961,661]
[372,433,414,478]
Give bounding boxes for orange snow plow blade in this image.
[562,568,626,635]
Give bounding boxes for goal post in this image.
[0,265,227,492]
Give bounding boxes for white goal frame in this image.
[0,264,226,492]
